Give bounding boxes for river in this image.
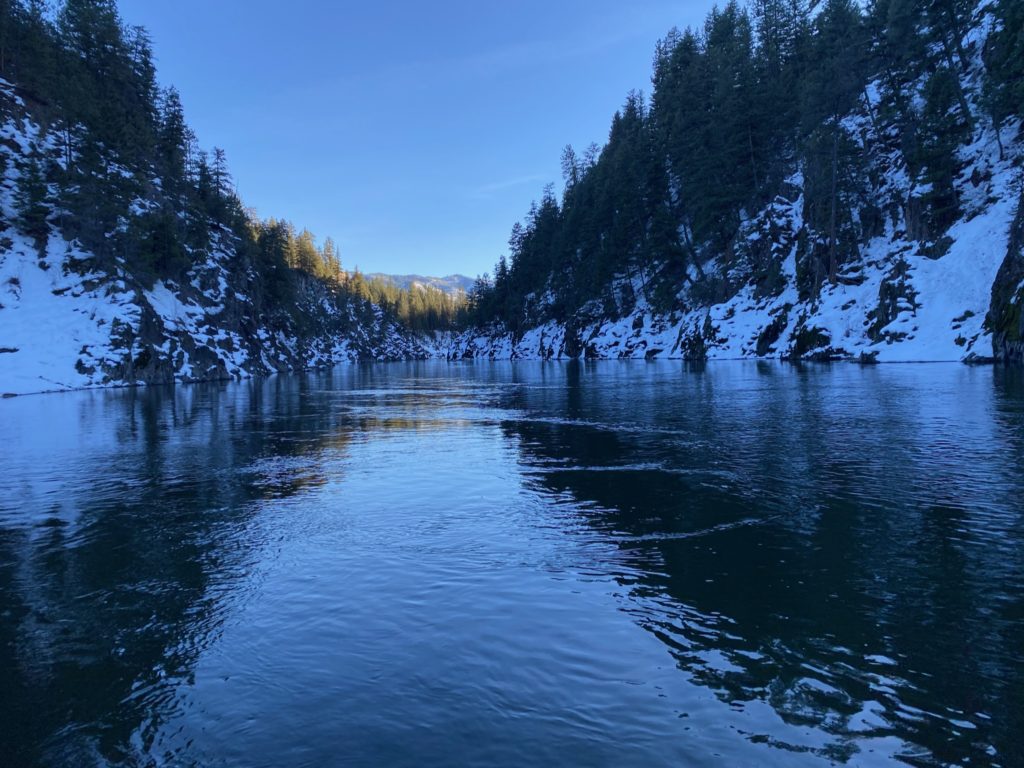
[1,361,1022,766]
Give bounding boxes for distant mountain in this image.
[367,274,475,296]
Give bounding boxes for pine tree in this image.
[256,219,296,305]
[14,145,50,243]
[294,228,320,275]
[158,87,189,194]
[2,0,58,97]
[751,0,807,181]
[211,147,231,199]
[922,0,974,131]
[649,26,707,263]
[983,0,1024,157]
[799,0,868,285]
[133,209,187,284]
[696,2,759,242]
[879,0,927,80]
[560,145,582,195]
[917,66,970,234]
[321,236,341,278]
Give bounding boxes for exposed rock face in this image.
[988,188,1024,363]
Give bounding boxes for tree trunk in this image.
[861,87,879,134]
[829,124,839,285]
[680,220,702,282]
[944,0,970,74]
[747,124,760,196]
[941,41,974,132]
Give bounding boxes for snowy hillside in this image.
[452,3,1024,364]
[0,79,427,397]
[448,128,1021,363]
[367,273,475,296]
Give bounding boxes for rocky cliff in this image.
[988,187,1024,362]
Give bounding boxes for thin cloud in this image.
[470,174,547,200]
[298,24,645,97]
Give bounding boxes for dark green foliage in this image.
[0,0,461,336]
[799,125,868,294]
[793,0,871,289]
[0,0,58,100]
[800,0,866,131]
[750,0,808,188]
[244,218,467,330]
[696,3,759,238]
[0,0,1002,339]
[57,0,158,164]
[13,145,50,242]
[3,0,162,264]
[983,0,1024,139]
[157,87,189,195]
[916,66,970,233]
[255,219,297,306]
[468,0,993,329]
[132,210,187,285]
[875,0,928,80]
[364,276,468,332]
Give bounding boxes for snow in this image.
[0,122,427,394]
[448,77,1022,365]
[0,232,138,395]
[3,8,1023,389]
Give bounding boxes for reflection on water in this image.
[1,361,1022,767]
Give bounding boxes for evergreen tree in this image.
[2,0,58,97]
[14,144,50,242]
[256,219,296,305]
[751,0,807,179]
[560,144,582,195]
[650,26,707,263]
[800,0,868,285]
[922,0,974,129]
[696,2,759,242]
[321,236,341,278]
[158,87,188,194]
[211,147,231,200]
[295,228,320,275]
[983,0,1024,156]
[133,209,187,283]
[917,66,970,233]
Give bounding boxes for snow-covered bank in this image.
[445,25,1024,365]
[443,0,1024,365]
[0,81,428,397]
[445,162,1021,363]
[0,227,429,396]
[445,157,1017,363]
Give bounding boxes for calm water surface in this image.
[1,361,1023,767]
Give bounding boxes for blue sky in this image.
[118,0,714,278]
